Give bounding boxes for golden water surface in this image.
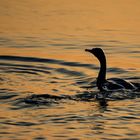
[0,0,140,140]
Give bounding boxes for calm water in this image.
[0,1,140,140]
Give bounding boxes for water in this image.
[0,0,140,140]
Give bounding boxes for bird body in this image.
[102,78,136,91]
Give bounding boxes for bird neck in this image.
[97,55,107,89]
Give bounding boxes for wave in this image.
[21,89,140,108]
[0,55,128,74]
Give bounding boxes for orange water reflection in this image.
[0,1,140,140]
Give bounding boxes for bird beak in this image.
[85,49,92,53]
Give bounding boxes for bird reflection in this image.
[97,98,108,113]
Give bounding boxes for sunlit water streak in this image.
[0,1,140,140]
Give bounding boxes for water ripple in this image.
[0,55,95,69]
[0,55,129,75]
[3,121,37,126]
[55,68,85,76]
